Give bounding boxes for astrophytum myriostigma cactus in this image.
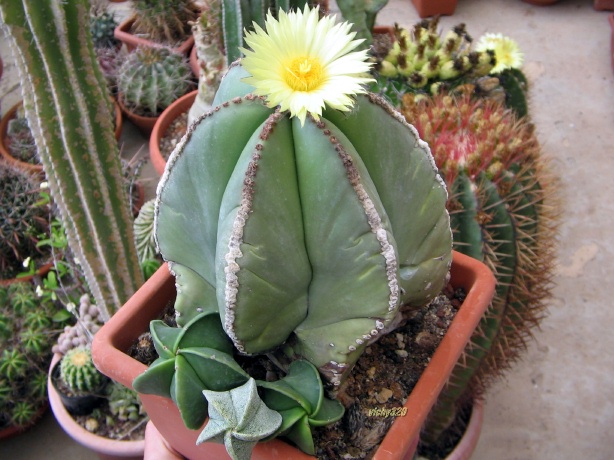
[154,62,452,386]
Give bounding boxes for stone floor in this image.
[1,0,613,459]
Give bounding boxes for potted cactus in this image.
[0,163,51,284]
[114,0,200,55]
[116,46,195,135]
[94,6,495,460]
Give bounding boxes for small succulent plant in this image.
[0,281,65,430]
[107,381,146,422]
[117,46,194,117]
[90,7,119,49]
[0,163,50,279]
[131,0,201,47]
[6,107,38,164]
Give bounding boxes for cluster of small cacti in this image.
[378,19,494,87]
[60,346,107,394]
[90,8,119,49]
[0,281,65,429]
[401,92,559,449]
[131,0,201,46]
[117,46,194,117]
[107,381,146,422]
[0,163,49,279]
[52,294,104,355]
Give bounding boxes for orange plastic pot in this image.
[93,251,494,460]
[149,90,197,176]
[114,16,194,56]
[411,0,458,18]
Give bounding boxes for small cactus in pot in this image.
[0,163,50,280]
[117,46,194,118]
[131,0,201,47]
[60,346,108,395]
[133,6,453,459]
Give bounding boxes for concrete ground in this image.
[1,0,613,458]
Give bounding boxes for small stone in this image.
[375,388,393,403]
[366,366,376,379]
[395,349,409,358]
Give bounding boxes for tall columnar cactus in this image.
[0,0,144,319]
[117,46,194,117]
[0,163,49,279]
[131,0,201,46]
[400,92,559,448]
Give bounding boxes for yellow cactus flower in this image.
[240,6,374,126]
[475,32,524,74]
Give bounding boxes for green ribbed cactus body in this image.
[60,346,107,393]
[155,63,452,384]
[117,47,193,117]
[132,0,200,46]
[90,11,118,49]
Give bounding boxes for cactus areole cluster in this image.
[136,6,452,457]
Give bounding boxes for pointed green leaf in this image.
[132,357,176,398]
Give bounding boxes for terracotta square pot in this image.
[92,250,494,460]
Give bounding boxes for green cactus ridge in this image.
[132,0,201,46]
[60,346,107,393]
[117,47,194,117]
[155,63,452,386]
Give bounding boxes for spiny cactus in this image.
[131,0,201,46]
[400,92,559,449]
[117,46,194,117]
[6,108,38,164]
[373,18,529,118]
[0,163,49,279]
[60,346,108,394]
[90,8,119,49]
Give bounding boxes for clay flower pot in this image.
[92,250,494,460]
[117,94,159,137]
[442,399,484,460]
[1,100,123,175]
[47,354,145,460]
[149,90,197,176]
[594,0,614,11]
[411,0,458,18]
[114,16,195,56]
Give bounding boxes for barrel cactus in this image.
[0,163,49,279]
[90,8,119,49]
[60,346,108,394]
[131,0,200,47]
[117,46,194,117]
[400,92,559,450]
[135,6,453,459]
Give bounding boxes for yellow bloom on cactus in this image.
[475,33,523,74]
[240,6,374,126]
